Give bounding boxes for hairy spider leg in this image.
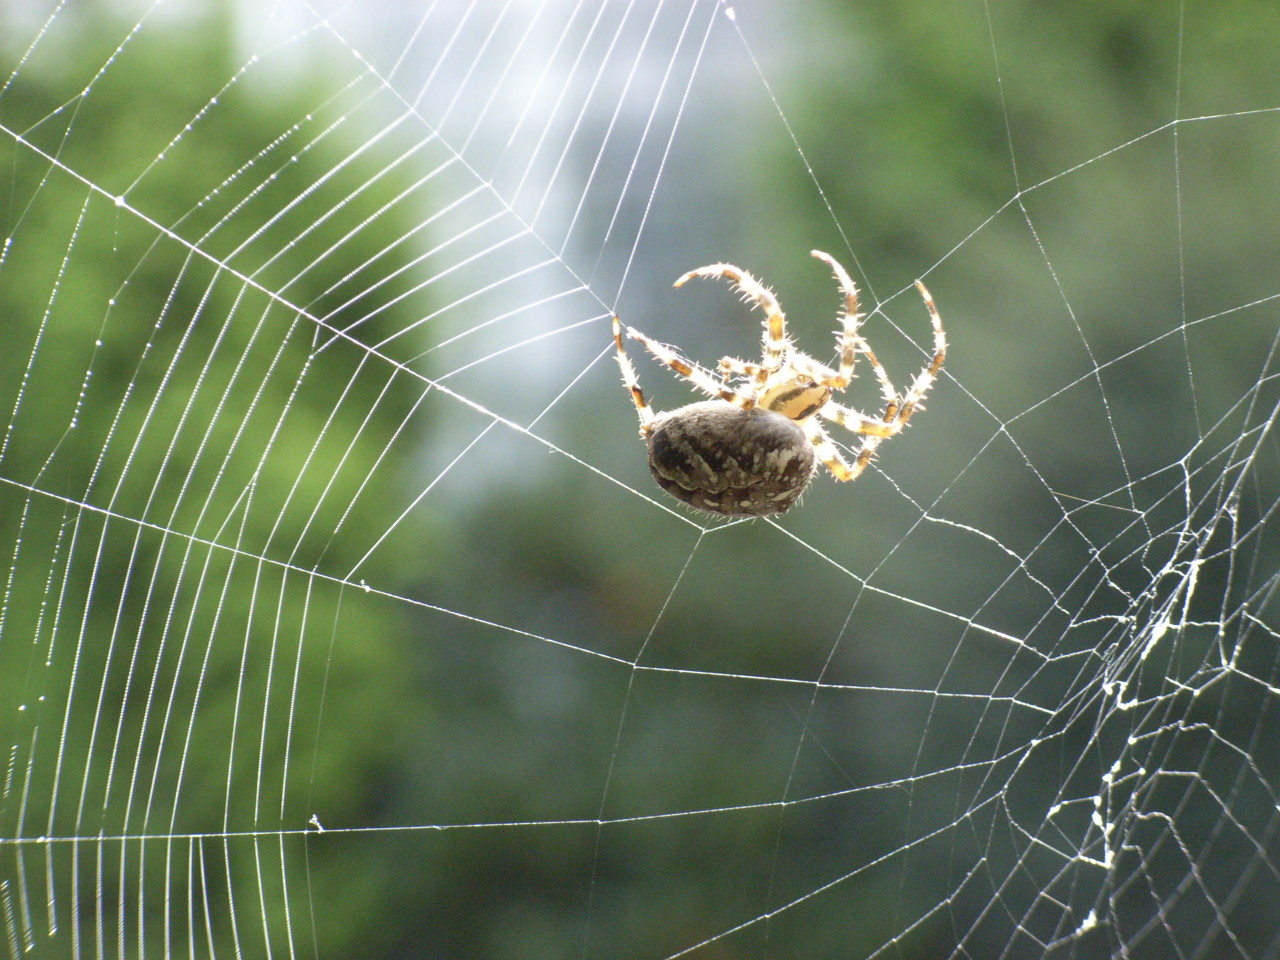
[618,320,755,411]
[845,336,902,421]
[803,420,856,482]
[810,250,912,416]
[675,263,789,389]
[716,356,757,380]
[612,317,657,434]
[818,400,910,482]
[824,279,947,476]
[809,250,865,389]
[869,280,946,430]
[906,280,948,424]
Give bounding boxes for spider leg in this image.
[717,356,762,381]
[850,435,887,480]
[620,321,755,410]
[819,280,946,472]
[847,336,902,421]
[821,400,900,438]
[819,405,897,480]
[897,280,947,428]
[810,250,863,389]
[788,353,846,389]
[612,316,657,435]
[803,420,857,482]
[674,263,789,380]
[809,250,908,411]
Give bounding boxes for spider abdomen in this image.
[646,400,817,517]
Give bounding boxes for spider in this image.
[612,250,946,517]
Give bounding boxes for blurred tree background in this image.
[1,1,1278,959]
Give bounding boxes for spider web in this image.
[2,1,1279,958]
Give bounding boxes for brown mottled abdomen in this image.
[646,401,817,517]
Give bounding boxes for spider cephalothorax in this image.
[612,250,946,517]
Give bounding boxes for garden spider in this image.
[612,250,946,517]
